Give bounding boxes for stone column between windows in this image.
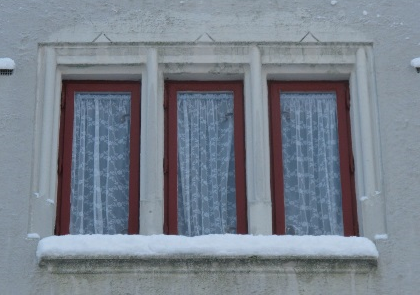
[140,48,164,234]
[245,46,272,234]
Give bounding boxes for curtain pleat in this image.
[70,93,131,235]
[177,92,237,236]
[281,92,344,235]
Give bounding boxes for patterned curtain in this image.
[177,92,237,236]
[281,92,344,235]
[70,93,131,234]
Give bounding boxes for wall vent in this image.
[0,69,13,76]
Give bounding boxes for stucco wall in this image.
[0,1,419,294]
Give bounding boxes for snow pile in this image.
[374,234,388,240]
[410,58,420,67]
[37,234,378,259]
[27,233,40,239]
[0,58,15,69]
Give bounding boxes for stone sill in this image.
[37,235,378,274]
[39,255,377,274]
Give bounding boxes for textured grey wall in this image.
[0,1,419,294]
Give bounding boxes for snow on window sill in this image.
[37,235,378,274]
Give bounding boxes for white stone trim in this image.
[355,47,386,238]
[30,47,58,236]
[247,46,272,234]
[139,48,163,234]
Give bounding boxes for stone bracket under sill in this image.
[39,255,377,274]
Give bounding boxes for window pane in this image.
[177,92,237,236]
[70,93,131,234]
[280,92,344,235]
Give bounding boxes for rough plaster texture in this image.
[1,0,420,294]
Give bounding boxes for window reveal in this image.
[269,82,358,236]
[165,82,247,236]
[55,81,140,235]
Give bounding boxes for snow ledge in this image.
[410,57,420,68]
[37,235,378,273]
[0,58,15,69]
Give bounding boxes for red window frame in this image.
[55,81,141,235]
[268,81,358,236]
[164,81,247,235]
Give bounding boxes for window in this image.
[55,81,140,235]
[32,43,383,240]
[269,81,358,236]
[164,81,247,236]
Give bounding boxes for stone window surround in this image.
[29,41,386,241]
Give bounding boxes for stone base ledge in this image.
[39,255,377,274]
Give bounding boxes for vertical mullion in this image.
[269,82,286,235]
[55,85,66,235]
[58,82,76,235]
[232,83,247,234]
[335,83,357,236]
[167,84,179,234]
[128,83,141,234]
[163,83,169,234]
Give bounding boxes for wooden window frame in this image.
[55,81,141,235]
[268,81,358,237]
[164,81,247,235]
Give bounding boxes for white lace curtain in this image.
[177,92,237,236]
[281,92,344,235]
[70,93,131,235]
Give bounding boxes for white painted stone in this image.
[1,1,419,294]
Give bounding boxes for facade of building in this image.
[0,1,419,294]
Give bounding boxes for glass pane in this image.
[177,92,237,236]
[280,92,344,235]
[70,92,131,234]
